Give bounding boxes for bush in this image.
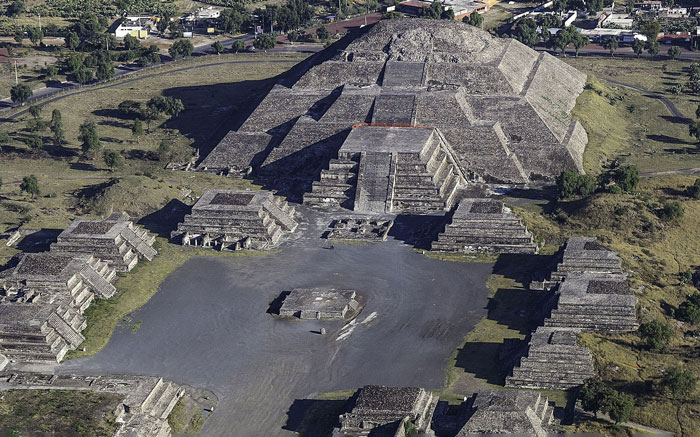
[579,378,612,418]
[639,319,673,352]
[604,390,635,424]
[686,178,700,199]
[613,165,639,192]
[556,170,596,199]
[658,201,684,222]
[677,293,700,324]
[660,366,697,399]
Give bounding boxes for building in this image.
[599,12,634,28]
[580,28,646,43]
[114,16,155,38]
[184,6,221,22]
[278,288,360,320]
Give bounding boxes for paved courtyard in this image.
[60,209,493,435]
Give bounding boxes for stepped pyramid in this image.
[51,212,157,272]
[549,237,624,282]
[456,390,553,437]
[201,19,588,198]
[431,198,538,253]
[505,326,595,390]
[304,125,466,213]
[171,189,298,250]
[545,273,639,332]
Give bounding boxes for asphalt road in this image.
[58,208,493,435]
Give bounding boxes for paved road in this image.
[58,208,492,435]
[602,78,685,119]
[537,44,700,61]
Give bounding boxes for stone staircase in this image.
[303,156,359,208]
[431,199,538,254]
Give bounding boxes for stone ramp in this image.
[354,152,393,213]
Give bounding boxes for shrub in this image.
[660,367,697,399]
[686,178,700,199]
[613,165,639,192]
[677,293,700,324]
[639,319,673,352]
[579,378,612,418]
[604,390,635,424]
[658,202,684,222]
[557,170,596,199]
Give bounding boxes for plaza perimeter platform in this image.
[58,208,493,435]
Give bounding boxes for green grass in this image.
[0,389,122,436]
[68,239,274,359]
[419,250,499,264]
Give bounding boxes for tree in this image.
[690,121,700,143]
[141,107,160,133]
[66,31,80,50]
[72,68,94,84]
[661,367,697,399]
[668,46,682,60]
[0,131,10,152]
[6,0,25,17]
[96,59,115,81]
[132,119,143,142]
[28,105,41,120]
[465,12,483,28]
[287,31,299,45]
[659,202,684,222]
[26,134,42,150]
[13,29,23,44]
[633,39,645,58]
[10,84,32,106]
[253,34,276,51]
[147,96,184,118]
[232,39,246,52]
[572,32,589,57]
[212,40,224,55]
[696,104,700,120]
[557,170,596,199]
[78,120,101,156]
[647,41,660,58]
[50,109,64,146]
[103,150,123,171]
[45,65,58,80]
[604,38,618,57]
[123,34,140,51]
[640,20,661,44]
[513,18,539,47]
[157,139,171,161]
[604,391,635,425]
[613,165,639,192]
[686,178,700,199]
[677,293,700,324]
[316,25,331,42]
[157,15,170,34]
[118,100,143,118]
[169,39,194,59]
[554,28,575,56]
[20,174,39,199]
[639,319,673,352]
[579,378,612,418]
[440,7,455,20]
[27,27,42,46]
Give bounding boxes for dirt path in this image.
[641,168,700,177]
[603,78,685,119]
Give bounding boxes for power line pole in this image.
[14,60,18,85]
[38,13,41,32]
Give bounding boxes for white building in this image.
[114,16,155,38]
[185,7,221,22]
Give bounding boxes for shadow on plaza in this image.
[138,198,190,238]
[283,398,348,436]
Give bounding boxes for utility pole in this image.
[38,13,41,32]
[14,60,18,85]
[365,3,368,26]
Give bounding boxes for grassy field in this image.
[0,389,122,436]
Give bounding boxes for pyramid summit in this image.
[202,19,588,205]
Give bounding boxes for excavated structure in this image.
[171,189,298,250]
[456,390,553,437]
[201,19,588,207]
[0,372,184,436]
[337,385,438,434]
[431,198,537,253]
[549,237,624,283]
[51,212,157,272]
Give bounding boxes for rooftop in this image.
[192,189,272,212]
[340,125,434,154]
[280,288,357,314]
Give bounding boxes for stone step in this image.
[505,377,584,390]
[150,382,178,419]
[140,378,165,413]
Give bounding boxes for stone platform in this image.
[545,273,639,332]
[431,198,538,254]
[171,189,298,250]
[336,385,438,435]
[505,327,595,390]
[456,390,553,437]
[304,125,467,214]
[324,218,394,241]
[550,237,624,282]
[278,288,360,320]
[51,212,157,272]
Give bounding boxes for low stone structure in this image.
[51,212,157,272]
[304,125,467,214]
[0,253,117,363]
[325,218,394,241]
[431,198,538,254]
[0,372,184,437]
[545,273,639,332]
[505,326,595,390]
[456,390,553,437]
[279,288,360,320]
[171,189,298,250]
[337,385,438,435]
[549,237,624,283]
